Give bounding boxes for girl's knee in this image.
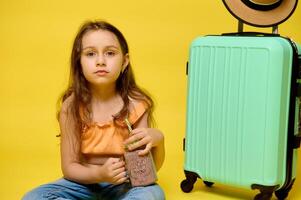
[22,187,69,200]
[147,184,165,200]
[22,181,66,200]
[22,188,47,200]
[125,184,165,200]
[22,179,93,200]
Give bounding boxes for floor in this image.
[3,149,301,199]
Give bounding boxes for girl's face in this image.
[80,30,129,88]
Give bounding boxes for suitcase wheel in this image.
[274,179,295,200]
[180,170,198,193]
[180,179,194,193]
[275,190,289,200]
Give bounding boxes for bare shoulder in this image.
[129,95,151,107]
[60,94,75,114]
[59,93,77,135]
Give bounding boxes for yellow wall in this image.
[0,1,301,199]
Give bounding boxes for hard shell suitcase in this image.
[181,31,301,199]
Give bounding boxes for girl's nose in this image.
[96,55,105,66]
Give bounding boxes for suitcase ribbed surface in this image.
[185,36,293,189]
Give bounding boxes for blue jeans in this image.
[22,178,165,200]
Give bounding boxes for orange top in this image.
[81,100,148,156]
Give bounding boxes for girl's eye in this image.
[86,52,96,57]
[105,51,116,56]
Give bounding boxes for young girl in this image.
[22,20,165,200]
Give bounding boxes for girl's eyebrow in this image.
[82,45,119,50]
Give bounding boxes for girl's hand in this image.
[97,157,127,184]
[124,128,162,156]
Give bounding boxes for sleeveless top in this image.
[80,100,148,156]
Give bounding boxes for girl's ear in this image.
[122,53,129,72]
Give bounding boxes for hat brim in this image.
[223,0,298,27]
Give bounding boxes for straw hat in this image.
[222,0,298,27]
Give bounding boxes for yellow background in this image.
[1,0,301,199]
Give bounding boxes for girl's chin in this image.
[88,80,117,88]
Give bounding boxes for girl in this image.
[22,20,165,200]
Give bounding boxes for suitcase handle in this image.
[237,20,279,34]
[222,20,279,36]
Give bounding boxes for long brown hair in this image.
[57,20,154,134]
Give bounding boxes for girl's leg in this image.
[118,184,165,200]
[23,179,164,200]
[22,178,98,200]
[90,182,164,200]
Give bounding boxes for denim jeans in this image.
[22,178,165,200]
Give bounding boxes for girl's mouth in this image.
[94,70,109,75]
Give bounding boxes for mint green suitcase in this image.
[181,33,301,199]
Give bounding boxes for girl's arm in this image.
[125,112,165,171]
[59,96,127,184]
